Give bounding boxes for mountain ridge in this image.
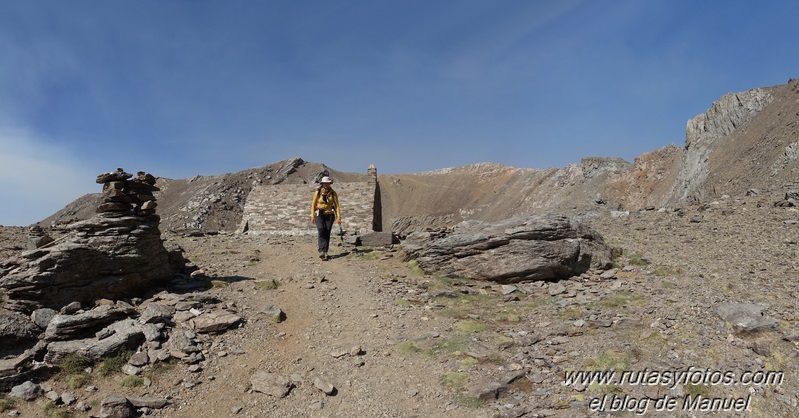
[40,79,799,234]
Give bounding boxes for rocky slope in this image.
[2,192,798,417]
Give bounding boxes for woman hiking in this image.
[310,176,341,260]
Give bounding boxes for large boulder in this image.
[0,213,178,312]
[402,215,612,283]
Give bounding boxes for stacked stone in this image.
[95,168,160,216]
[26,225,54,250]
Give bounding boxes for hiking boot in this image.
[324,251,329,260]
[319,251,325,259]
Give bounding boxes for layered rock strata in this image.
[402,215,613,283]
[0,169,182,312]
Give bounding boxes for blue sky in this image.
[1,0,797,226]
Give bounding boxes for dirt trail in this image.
[160,237,484,418]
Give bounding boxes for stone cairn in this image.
[26,225,54,250]
[96,168,159,215]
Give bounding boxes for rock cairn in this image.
[96,168,159,216]
[26,225,53,250]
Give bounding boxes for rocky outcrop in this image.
[605,145,683,210]
[0,213,179,312]
[402,215,613,283]
[0,289,245,392]
[579,157,631,179]
[669,88,774,203]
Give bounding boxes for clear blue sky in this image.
[1,0,797,226]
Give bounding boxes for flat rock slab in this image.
[359,232,398,246]
[402,215,613,283]
[45,319,144,364]
[251,371,292,398]
[716,303,779,334]
[191,310,242,333]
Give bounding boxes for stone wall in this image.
[240,181,378,235]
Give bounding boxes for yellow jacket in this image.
[311,187,341,219]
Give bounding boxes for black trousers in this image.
[315,213,335,252]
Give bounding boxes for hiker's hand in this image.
[310,217,315,223]
[337,219,342,224]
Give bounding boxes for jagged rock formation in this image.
[0,213,181,312]
[669,87,775,203]
[401,215,613,283]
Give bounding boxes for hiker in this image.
[310,176,341,260]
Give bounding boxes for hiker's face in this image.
[321,183,331,189]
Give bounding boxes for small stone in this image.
[129,351,149,367]
[61,392,77,406]
[99,395,134,418]
[260,304,285,323]
[61,301,82,315]
[251,371,293,398]
[121,364,141,376]
[599,269,618,280]
[548,283,567,296]
[330,349,349,359]
[10,381,42,400]
[45,390,61,402]
[314,378,336,395]
[750,340,771,356]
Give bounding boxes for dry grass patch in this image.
[591,291,646,309]
[120,375,145,388]
[255,279,279,290]
[395,341,435,358]
[96,350,131,377]
[0,396,15,413]
[585,349,632,371]
[210,279,229,288]
[44,401,73,418]
[57,353,93,389]
[442,371,470,390]
[454,320,486,333]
